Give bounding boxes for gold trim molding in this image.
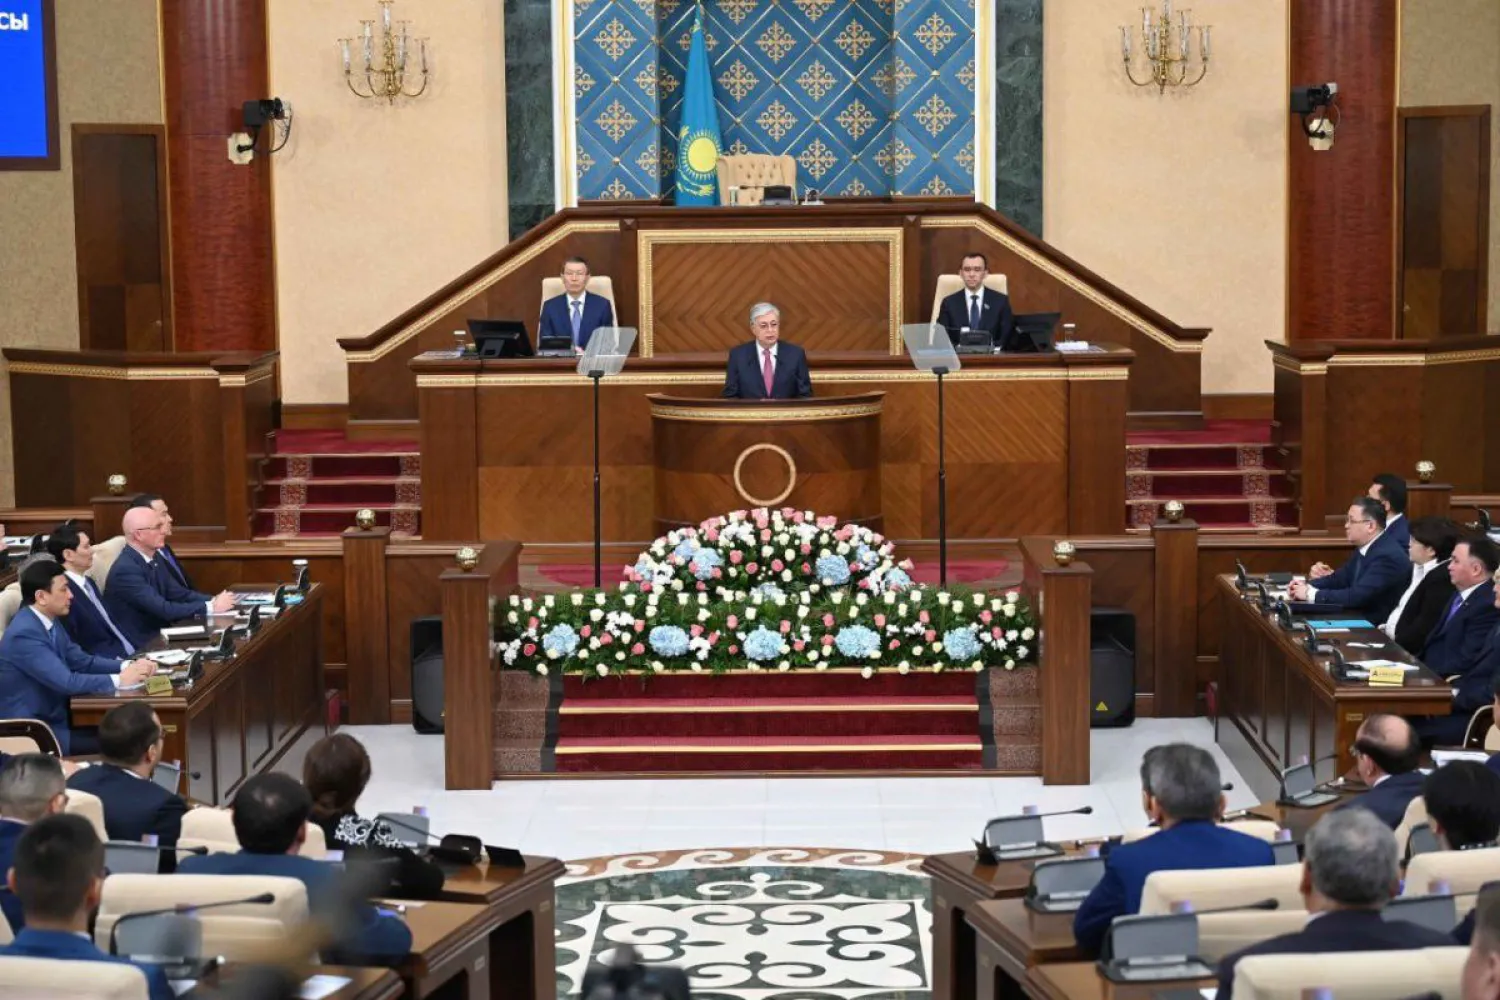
[347,220,621,364]
[7,362,217,381]
[218,366,276,388]
[733,443,797,507]
[636,228,904,357]
[1271,347,1500,374]
[415,365,1095,389]
[553,741,984,755]
[649,401,884,423]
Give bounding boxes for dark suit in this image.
[1421,580,1500,680]
[60,575,134,659]
[936,286,1015,349]
[0,608,120,755]
[1216,910,1455,1000]
[178,851,412,962]
[1312,529,1411,624]
[0,927,174,1000]
[0,819,25,932]
[67,764,186,872]
[1335,770,1426,828]
[538,291,614,350]
[722,341,812,400]
[103,545,208,651]
[157,543,194,593]
[1072,820,1275,956]
[1417,623,1500,745]
[1385,513,1411,551]
[1391,561,1455,656]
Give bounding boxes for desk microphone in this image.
[1169,897,1280,916]
[108,891,276,955]
[378,813,490,866]
[976,806,1093,863]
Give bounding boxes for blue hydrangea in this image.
[672,538,698,560]
[541,624,580,658]
[751,582,785,602]
[815,554,851,585]
[648,625,690,657]
[883,568,912,592]
[834,625,880,659]
[943,626,982,662]
[743,626,783,662]
[690,547,723,580]
[854,544,879,570]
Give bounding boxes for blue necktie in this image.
[1441,593,1464,628]
[84,578,134,655]
[969,294,981,331]
[49,624,61,656]
[570,300,583,345]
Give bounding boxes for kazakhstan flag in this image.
[675,7,722,206]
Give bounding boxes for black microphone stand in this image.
[589,365,604,589]
[933,364,949,586]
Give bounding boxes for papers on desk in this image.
[117,682,147,692]
[235,605,280,619]
[146,649,192,666]
[236,592,276,605]
[1304,619,1375,631]
[1434,749,1492,767]
[170,981,196,997]
[298,976,353,1000]
[1349,658,1417,671]
[1201,990,1218,1000]
[1054,340,1095,353]
[161,625,208,640]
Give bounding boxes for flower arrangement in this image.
[495,508,1038,678]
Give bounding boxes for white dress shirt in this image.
[1308,530,1384,602]
[1380,557,1446,636]
[31,605,124,687]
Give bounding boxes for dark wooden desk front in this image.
[70,585,326,805]
[192,966,402,1000]
[1025,962,1211,1000]
[968,900,1081,1000]
[923,851,1041,1000]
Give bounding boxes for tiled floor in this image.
[346,718,1259,862]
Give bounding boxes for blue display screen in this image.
[0,0,57,163]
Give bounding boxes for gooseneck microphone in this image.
[108,891,277,955]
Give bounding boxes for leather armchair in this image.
[716,154,798,205]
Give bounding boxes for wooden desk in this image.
[399,900,495,999]
[1024,962,1212,1000]
[70,585,327,805]
[923,851,1043,1000]
[192,966,402,1000]
[1215,576,1452,784]
[968,899,1081,1000]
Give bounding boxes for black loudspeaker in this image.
[410,616,444,734]
[1090,607,1136,728]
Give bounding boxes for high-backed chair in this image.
[96,874,311,963]
[0,581,21,634]
[0,957,150,999]
[89,535,128,592]
[716,153,797,205]
[178,808,328,859]
[1196,909,1311,962]
[65,787,110,844]
[0,718,62,757]
[1139,864,1303,915]
[538,276,617,323]
[1404,844,1500,900]
[1233,947,1467,1000]
[1120,819,1282,845]
[929,273,1010,325]
[1393,795,1429,859]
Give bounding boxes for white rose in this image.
[855,593,868,606]
[509,595,521,606]
[1005,658,1016,670]
[897,603,908,616]
[671,579,684,592]
[652,661,665,673]
[820,548,832,559]
[761,545,773,558]
[677,593,689,606]
[535,664,549,676]
[597,663,608,676]
[810,584,821,594]
[595,592,607,605]
[860,666,873,679]
[991,598,1003,612]
[537,607,549,619]
[884,591,895,606]
[777,661,790,672]
[522,598,534,611]
[912,589,925,603]
[691,662,703,672]
[775,594,787,606]
[837,542,850,556]
[697,608,710,622]
[806,648,820,661]
[932,642,943,653]
[912,646,925,657]
[507,611,519,624]
[937,592,950,605]
[832,592,844,605]
[623,593,636,607]
[577,649,589,660]
[897,662,910,675]
[1005,590,1020,602]
[647,591,660,605]
[746,607,758,621]
[728,568,739,578]
[589,608,604,622]
[1003,605,1016,619]
[816,660,828,671]
[747,662,761,672]
[1007,630,1019,641]
[796,605,809,619]
[646,606,658,618]
[1016,645,1029,659]
[546,648,560,660]
[615,650,626,661]
[698,592,709,605]
[544,594,555,607]
[571,593,584,607]
[784,548,796,561]
[971,661,984,672]
[782,569,793,582]
[848,605,859,619]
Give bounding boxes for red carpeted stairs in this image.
[1125,420,1295,532]
[253,430,422,539]
[550,671,993,773]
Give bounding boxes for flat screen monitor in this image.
[1009,312,1060,353]
[468,319,533,359]
[0,0,59,169]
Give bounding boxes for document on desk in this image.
[298,976,353,1000]
[1350,659,1417,671]
[161,625,208,640]
[170,981,196,997]
[1304,619,1375,631]
[146,649,192,666]
[1434,749,1491,766]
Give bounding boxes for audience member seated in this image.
[126,494,196,593]
[103,507,234,651]
[1289,497,1409,624]
[1073,743,1274,956]
[1337,714,1426,828]
[1216,808,1453,999]
[0,814,173,1000]
[1419,600,1500,748]
[1463,885,1500,1000]
[0,561,154,755]
[46,522,135,660]
[1422,535,1500,679]
[1382,516,1459,655]
[1369,472,1410,549]
[177,773,412,964]
[1426,762,1500,946]
[66,704,186,873]
[303,733,444,900]
[0,754,68,933]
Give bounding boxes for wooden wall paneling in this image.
[615,217,640,327]
[1021,538,1091,785]
[442,542,522,789]
[1322,365,1423,513]
[1152,520,1200,717]
[129,377,227,529]
[1270,355,1329,531]
[9,371,122,507]
[1404,481,1453,521]
[1287,0,1399,341]
[214,360,276,541]
[1073,542,1155,701]
[417,378,480,540]
[70,125,171,352]
[385,545,483,721]
[1420,360,1487,494]
[0,508,91,537]
[901,215,923,325]
[1065,366,1128,533]
[343,528,392,724]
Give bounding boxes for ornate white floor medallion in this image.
[555,847,933,1000]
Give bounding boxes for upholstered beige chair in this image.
[1404,844,1500,900]
[65,787,110,844]
[89,535,128,591]
[929,273,1010,324]
[1120,819,1282,845]
[1234,946,1467,1000]
[716,153,797,205]
[178,807,328,859]
[1139,863,1303,915]
[539,276,617,324]
[96,874,311,963]
[0,581,21,634]
[1393,795,1429,859]
[1196,909,1311,962]
[0,718,61,757]
[0,957,151,999]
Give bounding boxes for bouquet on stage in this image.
[496,508,1037,679]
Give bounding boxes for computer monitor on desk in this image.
[468,319,534,358]
[1009,312,1060,353]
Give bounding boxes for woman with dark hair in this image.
[1382,515,1459,655]
[303,733,445,899]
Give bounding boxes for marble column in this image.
[995,0,1043,235]
[505,0,557,238]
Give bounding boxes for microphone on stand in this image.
[108,891,277,956]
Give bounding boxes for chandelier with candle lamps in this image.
[339,0,430,103]
[1119,0,1210,93]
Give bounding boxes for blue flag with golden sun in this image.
[675,8,722,206]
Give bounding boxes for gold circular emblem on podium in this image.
[732,444,797,507]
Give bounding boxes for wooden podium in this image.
[648,392,884,533]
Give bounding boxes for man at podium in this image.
[722,302,813,400]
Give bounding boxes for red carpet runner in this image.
[1125,419,1294,531]
[254,430,421,538]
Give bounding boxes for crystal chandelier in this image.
[1120,0,1210,93]
[339,1,430,103]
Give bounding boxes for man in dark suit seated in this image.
[1417,594,1500,747]
[1422,535,1500,680]
[126,493,196,593]
[1382,516,1459,656]
[0,813,173,999]
[935,252,1015,349]
[1215,808,1454,1000]
[1336,714,1426,828]
[1462,886,1500,999]
[1073,743,1274,956]
[722,302,812,400]
[0,561,155,755]
[178,773,412,964]
[67,703,186,872]
[103,506,235,651]
[537,256,615,354]
[45,522,135,660]
[1289,496,1410,624]
[1369,472,1410,550]
[0,753,69,933]
[1425,762,1500,946]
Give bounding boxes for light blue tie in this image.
[570,299,583,346]
[85,579,134,654]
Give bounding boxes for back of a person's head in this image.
[1305,807,1398,906]
[1371,472,1407,515]
[98,702,161,767]
[1354,714,1421,776]
[1142,743,1221,822]
[0,753,65,822]
[43,522,84,564]
[232,772,312,854]
[303,733,373,821]
[127,493,161,510]
[1409,516,1460,560]
[1424,762,1500,850]
[13,813,103,923]
[1475,885,1500,954]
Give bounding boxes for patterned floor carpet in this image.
[555,847,932,1000]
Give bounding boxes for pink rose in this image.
[992,627,1003,638]
[817,516,837,529]
[919,610,930,624]
[708,631,720,644]
[779,620,791,634]
[822,635,835,646]
[599,633,613,646]
[688,561,699,575]
[980,610,993,624]
[792,511,805,523]
[771,559,784,572]
[580,625,592,638]
[690,624,704,637]
[527,617,539,630]
[874,614,886,628]
[696,581,707,591]
[889,639,900,650]
[730,550,744,565]
[760,528,772,542]
[523,643,537,656]
[712,568,723,579]
[924,630,936,643]
[641,582,652,592]
[747,562,759,574]
[800,543,812,555]
[729,644,739,654]
[705,528,720,542]
[801,562,812,574]
[793,640,806,651]
[634,619,646,631]
[727,615,738,628]
[631,642,645,655]
[822,613,835,627]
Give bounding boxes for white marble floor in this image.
[344,719,1259,863]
